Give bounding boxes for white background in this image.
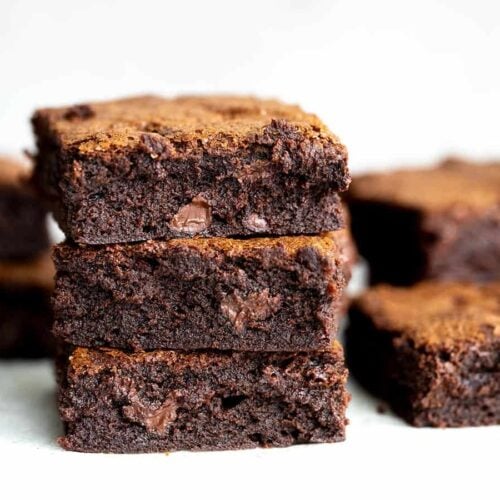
[1,0,500,169]
[0,1,499,499]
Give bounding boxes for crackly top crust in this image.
[68,340,344,376]
[353,281,500,347]
[0,156,31,185]
[349,157,500,213]
[0,252,54,290]
[33,94,347,160]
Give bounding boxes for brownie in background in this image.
[32,95,350,245]
[347,158,500,285]
[0,254,54,357]
[0,156,49,259]
[346,282,500,427]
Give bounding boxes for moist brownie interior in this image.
[53,231,354,351]
[58,342,350,453]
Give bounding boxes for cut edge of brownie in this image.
[52,230,353,352]
[0,287,53,358]
[348,200,427,285]
[32,95,350,244]
[348,198,500,285]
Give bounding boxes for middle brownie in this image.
[53,230,353,351]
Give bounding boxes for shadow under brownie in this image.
[33,95,350,245]
[347,158,500,285]
[346,281,500,427]
[58,342,349,453]
[53,230,354,351]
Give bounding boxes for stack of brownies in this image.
[0,156,53,357]
[32,95,354,452]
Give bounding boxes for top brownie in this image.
[32,95,350,244]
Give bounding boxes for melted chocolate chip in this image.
[220,289,281,332]
[123,394,178,435]
[170,195,212,234]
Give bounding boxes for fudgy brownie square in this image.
[0,254,54,357]
[346,281,500,427]
[58,342,349,453]
[53,230,354,351]
[0,156,49,259]
[32,95,350,244]
[347,158,500,285]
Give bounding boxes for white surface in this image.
[1,1,499,498]
[1,359,498,499]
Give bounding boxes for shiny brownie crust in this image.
[58,343,349,453]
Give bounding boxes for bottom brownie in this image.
[0,255,54,357]
[346,282,500,427]
[58,342,349,453]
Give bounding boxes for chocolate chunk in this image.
[169,195,212,235]
[243,214,268,232]
[220,289,281,332]
[123,393,179,435]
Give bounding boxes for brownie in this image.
[347,158,500,285]
[0,254,54,357]
[0,156,49,259]
[53,230,353,351]
[57,341,349,453]
[346,282,500,427]
[32,95,350,244]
